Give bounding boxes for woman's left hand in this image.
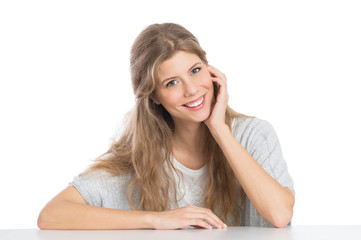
[204,65,229,132]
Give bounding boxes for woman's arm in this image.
[205,65,294,228]
[208,124,294,228]
[37,186,153,229]
[37,186,226,230]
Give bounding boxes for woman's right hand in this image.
[151,204,227,230]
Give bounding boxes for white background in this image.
[1,0,360,229]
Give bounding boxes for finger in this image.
[209,73,227,87]
[209,70,226,82]
[211,76,226,87]
[189,219,213,229]
[186,205,226,229]
[191,213,225,229]
[207,65,222,75]
[211,77,227,93]
[186,205,225,227]
[207,65,227,81]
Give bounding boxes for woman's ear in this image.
[150,94,160,105]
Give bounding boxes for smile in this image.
[183,95,205,109]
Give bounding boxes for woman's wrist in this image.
[118,210,158,229]
[208,123,230,142]
[143,211,158,229]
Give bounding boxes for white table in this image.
[1,226,361,240]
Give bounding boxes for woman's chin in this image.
[191,111,211,123]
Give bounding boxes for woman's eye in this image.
[166,80,177,87]
[191,67,201,74]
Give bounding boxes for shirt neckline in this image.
[172,155,208,176]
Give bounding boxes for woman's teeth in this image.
[184,96,204,108]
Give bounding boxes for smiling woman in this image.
[37,23,295,230]
[155,52,214,124]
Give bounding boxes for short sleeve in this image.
[250,120,294,195]
[69,169,136,210]
[233,117,295,227]
[69,170,113,207]
[234,117,294,194]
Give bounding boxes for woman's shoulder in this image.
[232,116,277,141]
[233,116,294,194]
[73,169,133,188]
[70,169,134,207]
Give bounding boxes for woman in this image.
[37,23,295,230]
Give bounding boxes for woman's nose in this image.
[183,79,198,97]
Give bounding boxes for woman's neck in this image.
[173,122,207,149]
[172,122,209,169]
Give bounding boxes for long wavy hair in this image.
[86,23,252,225]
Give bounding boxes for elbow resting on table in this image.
[270,202,294,228]
[270,188,295,228]
[37,211,48,230]
[37,207,59,230]
[271,211,293,228]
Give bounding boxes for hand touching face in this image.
[204,65,229,130]
[155,51,214,126]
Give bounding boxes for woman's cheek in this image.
[164,92,182,106]
[201,73,213,87]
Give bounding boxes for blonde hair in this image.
[87,23,253,225]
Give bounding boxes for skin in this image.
[155,51,214,170]
[37,51,294,230]
[155,51,295,228]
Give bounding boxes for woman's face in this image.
[155,51,214,126]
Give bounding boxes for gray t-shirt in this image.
[70,117,295,227]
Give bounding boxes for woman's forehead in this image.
[157,51,202,80]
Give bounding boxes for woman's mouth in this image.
[183,95,205,110]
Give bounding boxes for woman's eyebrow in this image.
[161,62,202,85]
